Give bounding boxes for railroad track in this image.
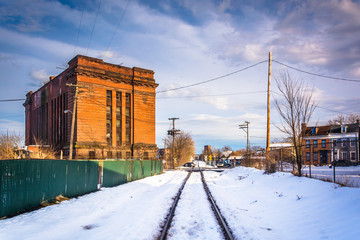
[159,169,234,240]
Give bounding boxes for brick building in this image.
[24,55,158,159]
[302,123,359,165]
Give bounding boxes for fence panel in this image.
[0,160,99,218]
[131,160,143,181]
[103,161,129,187]
[143,160,152,177]
[0,159,162,218]
[153,160,163,174]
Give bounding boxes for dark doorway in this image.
[320,150,328,165]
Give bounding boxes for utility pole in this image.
[266,52,272,156]
[66,83,88,160]
[239,121,250,156]
[168,118,180,169]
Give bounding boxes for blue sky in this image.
[1,0,360,153]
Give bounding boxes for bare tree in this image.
[328,113,360,125]
[0,131,23,159]
[274,71,317,177]
[166,131,195,167]
[211,147,222,162]
[221,145,232,152]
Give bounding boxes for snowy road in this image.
[1,167,360,240]
[167,172,223,240]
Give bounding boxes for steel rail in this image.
[200,170,235,240]
[159,171,192,240]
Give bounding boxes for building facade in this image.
[24,55,158,159]
[302,123,359,165]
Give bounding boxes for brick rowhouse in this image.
[24,55,159,159]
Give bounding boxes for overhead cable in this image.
[73,4,86,56]
[0,99,25,102]
[102,0,132,58]
[157,91,267,99]
[86,0,102,55]
[156,60,268,93]
[273,59,360,83]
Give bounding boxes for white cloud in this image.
[30,68,48,82]
[0,119,24,134]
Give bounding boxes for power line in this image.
[156,91,267,99]
[86,0,102,56]
[73,4,86,56]
[156,60,268,94]
[102,0,132,58]
[316,106,354,115]
[0,99,25,102]
[273,90,357,116]
[272,59,360,83]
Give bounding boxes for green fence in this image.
[0,159,163,218]
[102,159,163,187]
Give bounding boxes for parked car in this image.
[182,162,195,168]
[216,160,231,168]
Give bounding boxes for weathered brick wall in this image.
[24,55,158,159]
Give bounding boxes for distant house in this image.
[269,142,294,163]
[302,123,359,165]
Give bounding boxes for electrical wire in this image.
[73,4,85,56]
[102,0,132,58]
[0,99,25,102]
[156,91,267,99]
[273,59,360,83]
[156,60,268,94]
[273,90,357,116]
[86,0,102,56]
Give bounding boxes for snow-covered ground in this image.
[205,167,360,240]
[1,167,360,240]
[282,165,360,187]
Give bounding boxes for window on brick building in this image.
[313,140,318,148]
[311,127,317,135]
[306,152,310,162]
[106,91,112,146]
[89,151,96,159]
[313,152,318,162]
[116,151,122,159]
[306,140,310,148]
[126,151,131,159]
[125,93,131,143]
[342,152,348,160]
[321,140,326,148]
[107,151,112,158]
[116,92,122,146]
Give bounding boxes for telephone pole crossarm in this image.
[239,121,250,155]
